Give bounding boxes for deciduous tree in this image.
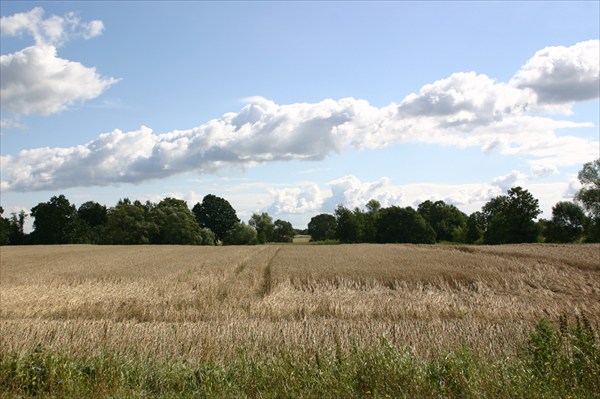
[544,201,586,243]
[193,195,239,241]
[307,213,337,242]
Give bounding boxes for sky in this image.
[1,1,599,230]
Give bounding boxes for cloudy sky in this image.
[1,1,599,230]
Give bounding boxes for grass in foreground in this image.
[1,316,598,399]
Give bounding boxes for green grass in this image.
[1,316,598,399]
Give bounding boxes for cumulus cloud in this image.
[1,40,598,191]
[322,175,405,211]
[1,45,119,116]
[492,170,529,191]
[1,8,116,120]
[264,169,583,221]
[268,183,324,214]
[511,40,600,104]
[1,7,104,46]
[264,175,512,217]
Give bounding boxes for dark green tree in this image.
[464,211,484,244]
[150,198,204,245]
[417,200,467,242]
[199,227,216,245]
[192,195,239,241]
[575,159,600,242]
[334,205,363,243]
[7,210,29,245]
[103,199,157,244]
[361,199,382,243]
[77,201,108,244]
[0,207,10,245]
[376,206,436,244]
[30,195,79,244]
[249,212,274,244]
[223,222,257,245]
[307,213,337,241]
[272,219,295,243]
[482,187,541,244]
[544,201,587,243]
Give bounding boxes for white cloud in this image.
[492,170,529,191]
[322,175,405,211]
[263,175,511,220]
[1,45,118,116]
[268,183,324,214]
[0,8,116,121]
[1,41,598,192]
[511,40,600,105]
[1,7,104,47]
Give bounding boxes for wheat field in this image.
[1,244,599,364]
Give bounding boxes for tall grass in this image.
[1,316,598,398]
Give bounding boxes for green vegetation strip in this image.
[1,317,598,399]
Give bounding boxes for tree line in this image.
[1,159,598,246]
[0,194,295,246]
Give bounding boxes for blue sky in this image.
[1,1,599,229]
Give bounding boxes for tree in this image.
[7,210,29,245]
[544,201,586,243]
[482,187,541,244]
[78,201,108,228]
[199,227,216,245]
[0,207,10,245]
[77,201,108,244]
[272,219,295,243]
[417,200,467,242]
[150,198,204,245]
[223,222,257,245]
[465,211,484,244]
[249,212,274,244]
[376,206,436,244]
[575,159,600,242]
[192,195,239,241]
[334,206,362,243]
[103,199,157,244]
[307,213,337,241]
[362,199,382,243]
[30,195,79,244]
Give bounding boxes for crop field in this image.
[1,244,599,398]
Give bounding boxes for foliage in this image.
[30,195,80,244]
[576,158,600,219]
[525,315,599,395]
[544,201,587,243]
[307,213,337,242]
[150,198,205,245]
[482,187,541,244]
[272,219,296,243]
[418,200,467,242]
[1,317,597,398]
[576,159,600,242]
[223,222,258,245]
[334,206,363,243]
[4,160,596,246]
[193,195,239,242]
[376,206,436,244]
[77,201,108,244]
[249,212,274,244]
[103,199,157,244]
[465,211,484,244]
[0,207,10,245]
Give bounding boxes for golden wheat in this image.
[1,244,598,362]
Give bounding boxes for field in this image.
[1,244,599,398]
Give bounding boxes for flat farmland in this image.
[2,243,599,359]
[1,244,599,398]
